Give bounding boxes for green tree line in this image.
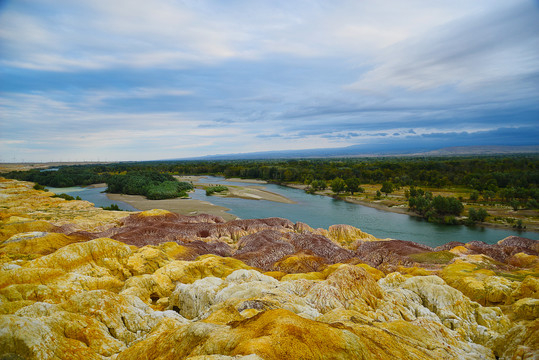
[4,155,538,206]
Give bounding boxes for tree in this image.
[526,199,539,209]
[380,181,394,195]
[345,177,361,195]
[483,190,495,202]
[500,187,515,202]
[468,208,488,222]
[469,190,479,201]
[311,180,327,191]
[446,197,464,216]
[432,195,449,215]
[330,177,346,194]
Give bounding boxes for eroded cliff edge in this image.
[0,178,537,359]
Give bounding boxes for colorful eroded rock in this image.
[0,178,537,359]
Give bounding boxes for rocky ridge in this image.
[0,178,537,359]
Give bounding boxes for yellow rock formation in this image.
[0,178,537,359]
[0,232,85,256]
[316,224,379,247]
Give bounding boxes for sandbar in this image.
[175,175,295,204]
[106,193,238,221]
[225,178,268,184]
[197,184,295,204]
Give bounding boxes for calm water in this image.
[192,177,538,246]
[48,177,538,247]
[45,186,138,211]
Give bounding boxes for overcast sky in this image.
[1,0,538,162]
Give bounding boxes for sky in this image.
[1,0,538,162]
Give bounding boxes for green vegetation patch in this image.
[409,251,458,264]
[7,165,106,187]
[101,204,122,211]
[107,172,193,200]
[52,193,81,201]
[206,185,229,196]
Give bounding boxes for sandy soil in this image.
[107,193,238,221]
[86,183,107,189]
[175,175,294,204]
[214,185,295,204]
[342,196,419,216]
[225,178,268,184]
[106,175,295,220]
[175,175,207,183]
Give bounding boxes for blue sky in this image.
[1,0,538,162]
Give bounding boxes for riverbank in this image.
[91,176,295,220]
[176,176,295,204]
[285,183,419,216]
[203,184,295,204]
[283,182,539,232]
[106,193,238,221]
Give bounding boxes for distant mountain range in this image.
[418,146,539,156]
[181,145,539,160]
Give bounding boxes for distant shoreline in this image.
[282,182,539,233]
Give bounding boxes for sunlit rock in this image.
[512,298,539,320]
[0,177,537,359]
[0,232,84,256]
[510,276,539,302]
[316,224,379,247]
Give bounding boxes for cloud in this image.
[1,0,538,161]
[348,1,539,95]
[1,0,510,72]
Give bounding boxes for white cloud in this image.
[348,1,539,95]
[0,0,511,71]
[1,0,537,161]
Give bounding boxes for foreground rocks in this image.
[0,178,538,359]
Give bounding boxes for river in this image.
[45,186,138,211]
[47,177,538,247]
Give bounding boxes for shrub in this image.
[106,172,193,200]
[101,204,121,211]
[468,208,488,222]
[345,178,361,194]
[513,219,524,229]
[52,193,75,201]
[33,183,47,191]
[380,181,394,195]
[310,179,327,191]
[330,177,346,194]
[206,185,228,196]
[526,199,538,209]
